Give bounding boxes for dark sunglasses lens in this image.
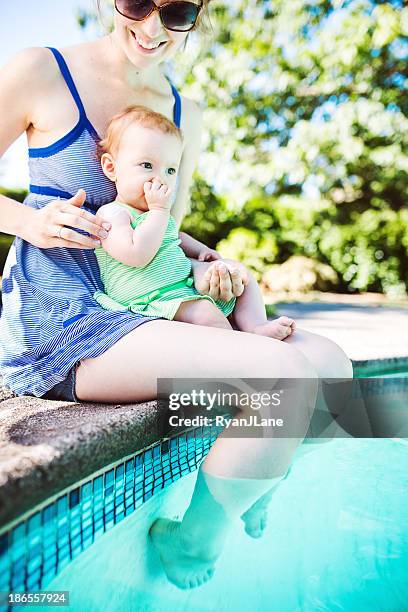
[161,2,201,31]
[116,0,153,20]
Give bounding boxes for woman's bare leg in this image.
[241,328,354,538]
[76,320,318,588]
[285,328,354,437]
[76,319,315,401]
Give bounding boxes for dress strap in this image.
[47,47,181,129]
[46,47,87,120]
[168,80,182,128]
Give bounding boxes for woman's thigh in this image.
[75,319,317,403]
[284,328,353,379]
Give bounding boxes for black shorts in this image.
[43,362,80,402]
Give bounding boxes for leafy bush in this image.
[0,188,27,276]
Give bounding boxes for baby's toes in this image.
[277,316,292,325]
[277,324,292,339]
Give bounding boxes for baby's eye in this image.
[140,162,153,170]
[167,167,177,175]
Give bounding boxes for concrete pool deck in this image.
[274,300,408,361]
[1,299,407,527]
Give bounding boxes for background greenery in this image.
[0,189,26,273]
[1,0,407,296]
[177,0,408,295]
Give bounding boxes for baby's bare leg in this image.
[174,299,232,330]
[233,273,294,340]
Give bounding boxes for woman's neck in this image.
[96,34,167,94]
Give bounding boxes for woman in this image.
[0,0,352,589]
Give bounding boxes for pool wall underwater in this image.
[0,356,407,608]
[0,426,221,600]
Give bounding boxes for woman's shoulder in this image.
[1,42,91,89]
[0,47,71,108]
[2,47,57,81]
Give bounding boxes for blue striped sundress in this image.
[0,47,182,398]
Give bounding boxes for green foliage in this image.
[0,188,27,275]
[0,187,27,203]
[218,227,278,280]
[81,0,408,295]
[0,234,13,275]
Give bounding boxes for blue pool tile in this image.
[42,568,57,584]
[1,425,217,597]
[125,458,135,473]
[93,475,103,493]
[43,553,57,570]
[59,555,70,571]
[57,495,69,515]
[0,534,9,557]
[69,489,80,508]
[81,482,92,500]
[27,512,41,534]
[105,485,114,498]
[105,469,114,487]
[42,503,56,524]
[27,555,42,574]
[27,542,42,561]
[11,524,25,546]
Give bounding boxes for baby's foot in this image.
[240,499,269,539]
[253,316,295,340]
[149,518,217,589]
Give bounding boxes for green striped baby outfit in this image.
[94,201,235,320]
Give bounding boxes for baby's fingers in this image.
[159,184,171,197]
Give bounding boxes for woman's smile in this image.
[130,30,168,54]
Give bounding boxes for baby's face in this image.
[113,124,183,210]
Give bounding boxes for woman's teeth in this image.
[133,33,165,50]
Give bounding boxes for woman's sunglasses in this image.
[114,0,203,32]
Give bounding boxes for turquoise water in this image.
[40,438,408,612]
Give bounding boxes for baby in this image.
[94,105,296,339]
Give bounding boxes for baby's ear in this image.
[101,153,117,182]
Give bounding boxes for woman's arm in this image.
[173,97,249,300]
[0,48,109,247]
[171,97,203,228]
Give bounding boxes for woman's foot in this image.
[253,316,295,340]
[240,472,289,538]
[149,518,218,589]
[240,496,270,539]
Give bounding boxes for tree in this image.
[79,0,408,294]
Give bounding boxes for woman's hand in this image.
[191,259,250,301]
[24,189,111,249]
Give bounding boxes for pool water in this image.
[40,438,408,612]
